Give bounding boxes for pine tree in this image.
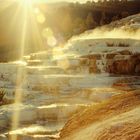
[86,12,97,29]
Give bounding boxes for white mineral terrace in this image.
[0,13,140,139]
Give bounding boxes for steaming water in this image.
[70,14,140,41]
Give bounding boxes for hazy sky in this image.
[48,0,94,3]
[35,0,96,3]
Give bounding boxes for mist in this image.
[71,27,140,41]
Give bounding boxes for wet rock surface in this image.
[0,41,140,140]
[0,63,122,140]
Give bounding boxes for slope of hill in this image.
[59,90,140,140]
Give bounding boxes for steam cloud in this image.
[71,27,140,41]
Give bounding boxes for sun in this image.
[16,0,34,7]
[23,0,32,5]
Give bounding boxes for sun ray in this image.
[0,1,48,139]
[28,7,45,51]
[11,1,29,140]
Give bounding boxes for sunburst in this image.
[0,1,45,140]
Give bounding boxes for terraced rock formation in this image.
[0,14,139,140]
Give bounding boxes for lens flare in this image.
[42,28,57,47]
[0,0,57,139]
[34,7,40,14]
[36,13,46,23]
[6,1,45,140]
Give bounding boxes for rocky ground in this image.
[0,14,140,140]
[59,90,140,140]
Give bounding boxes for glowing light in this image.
[10,1,36,140]
[47,36,57,47]
[23,0,32,5]
[42,28,53,38]
[36,13,46,23]
[12,61,27,66]
[34,7,46,24]
[34,7,40,14]
[42,28,57,47]
[11,2,28,139]
[0,1,45,139]
[17,0,33,6]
